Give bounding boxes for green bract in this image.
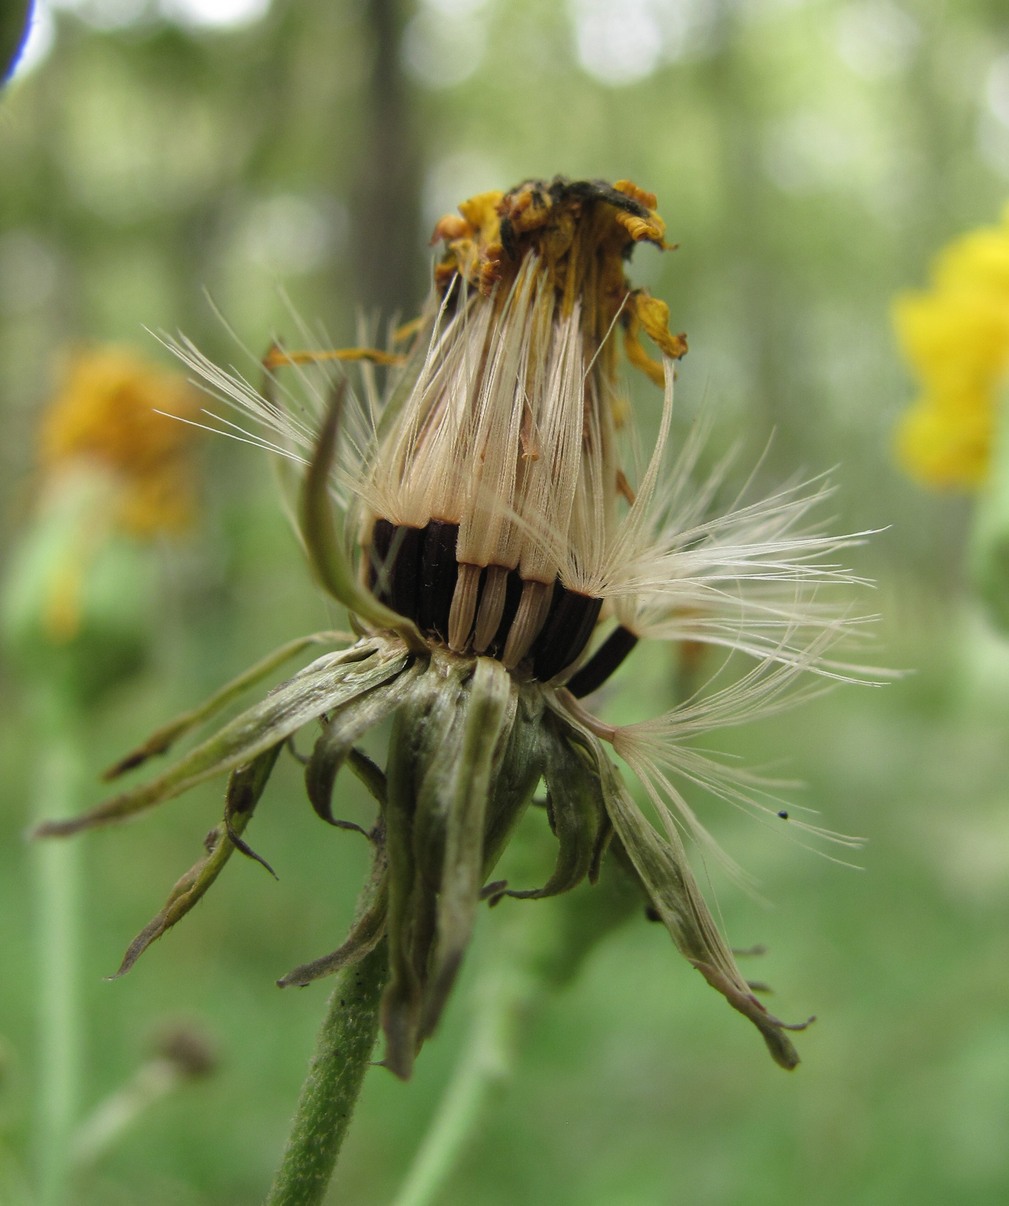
[36,629,806,1075]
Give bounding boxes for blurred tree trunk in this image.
[350,0,425,323]
[700,13,787,462]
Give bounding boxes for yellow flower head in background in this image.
[894,205,1009,489]
[40,346,201,535]
[3,346,203,697]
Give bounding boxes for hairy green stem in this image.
[265,936,389,1206]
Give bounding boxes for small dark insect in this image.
[549,176,651,218]
[499,175,652,260]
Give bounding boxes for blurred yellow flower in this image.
[40,347,201,535]
[894,206,1009,489]
[2,346,204,700]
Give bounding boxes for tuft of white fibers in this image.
[604,632,868,883]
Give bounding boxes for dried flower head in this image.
[36,178,879,1076]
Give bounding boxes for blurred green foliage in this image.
[2,1,1009,1203]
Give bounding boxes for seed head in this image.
[34,178,884,1076]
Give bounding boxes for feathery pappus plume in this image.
[35,177,881,1076]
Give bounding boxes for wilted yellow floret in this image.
[40,347,201,534]
[894,206,1009,489]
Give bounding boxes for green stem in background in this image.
[266,935,390,1206]
[389,940,535,1206]
[31,688,85,1206]
[391,857,643,1206]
